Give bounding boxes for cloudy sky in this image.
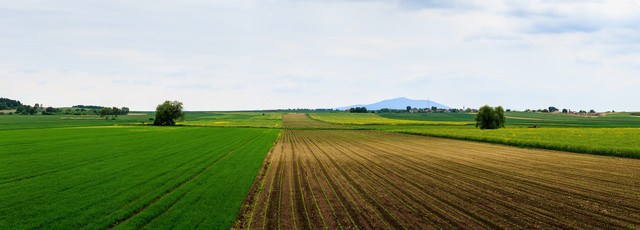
[1,0,639,111]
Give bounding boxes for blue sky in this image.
[1,0,639,111]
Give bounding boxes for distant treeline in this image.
[349,107,368,113]
[262,108,338,112]
[349,107,469,113]
[72,105,105,109]
[0,97,23,110]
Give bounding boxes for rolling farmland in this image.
[237,129,640,229]
[4,110,640,229]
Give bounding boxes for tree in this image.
[100,107,113,120]
[589,109,596,113]
[111,107,120,120]
[406,106,411,112]
[154,100,185,126]
[120,107,130,115]
[0,102,7,110]
[562,108,568,113]
[475,105,506,129]
[548,106,558,112]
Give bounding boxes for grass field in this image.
[389,126,640,158]
[179,112,283,128]
[0,125,278,229]
[236,129,640,229]
[0,114,154,130]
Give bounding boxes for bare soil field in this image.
[236,129,640,229]
[283,114,346,129]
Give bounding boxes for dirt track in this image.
[236,129,640,229]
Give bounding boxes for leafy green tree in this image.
[0,102,7,110]
[475,105,506,129]
[406,106,411,112]
[111,107,120,120]
[154,100,185,126]
[562,108,568,113]
[120,107,130,115]
[589,109,596,113]
[100,107,113,120]
[548,106,558,112]
[348,107,367,113]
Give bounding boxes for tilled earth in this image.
[235,129,640,229]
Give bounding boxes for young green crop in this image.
[0,126,278,229]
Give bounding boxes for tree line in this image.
[0,98,22,110]
[99,107,130,120]
[348,107,368,113]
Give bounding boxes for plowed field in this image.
[283,114,345,129]
[236,129,640,229]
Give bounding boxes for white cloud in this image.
[0,0,639,111]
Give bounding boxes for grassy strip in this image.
[389,127,640,159]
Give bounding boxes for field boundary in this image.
[232,143,278,229]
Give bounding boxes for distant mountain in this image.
[337,97,450,110]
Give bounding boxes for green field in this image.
[179,112,283,128]
[0,114,154,130]
[0,120,278,229]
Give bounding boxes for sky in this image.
[1,0,639,111]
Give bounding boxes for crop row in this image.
[0,126,278,229]
[238,129,640,229]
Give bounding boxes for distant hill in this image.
[337,97,450,110]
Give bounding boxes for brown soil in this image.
[0,110,16,113]
[127,113,148,116]
[235,128,640,229]
[282,114,345,129]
